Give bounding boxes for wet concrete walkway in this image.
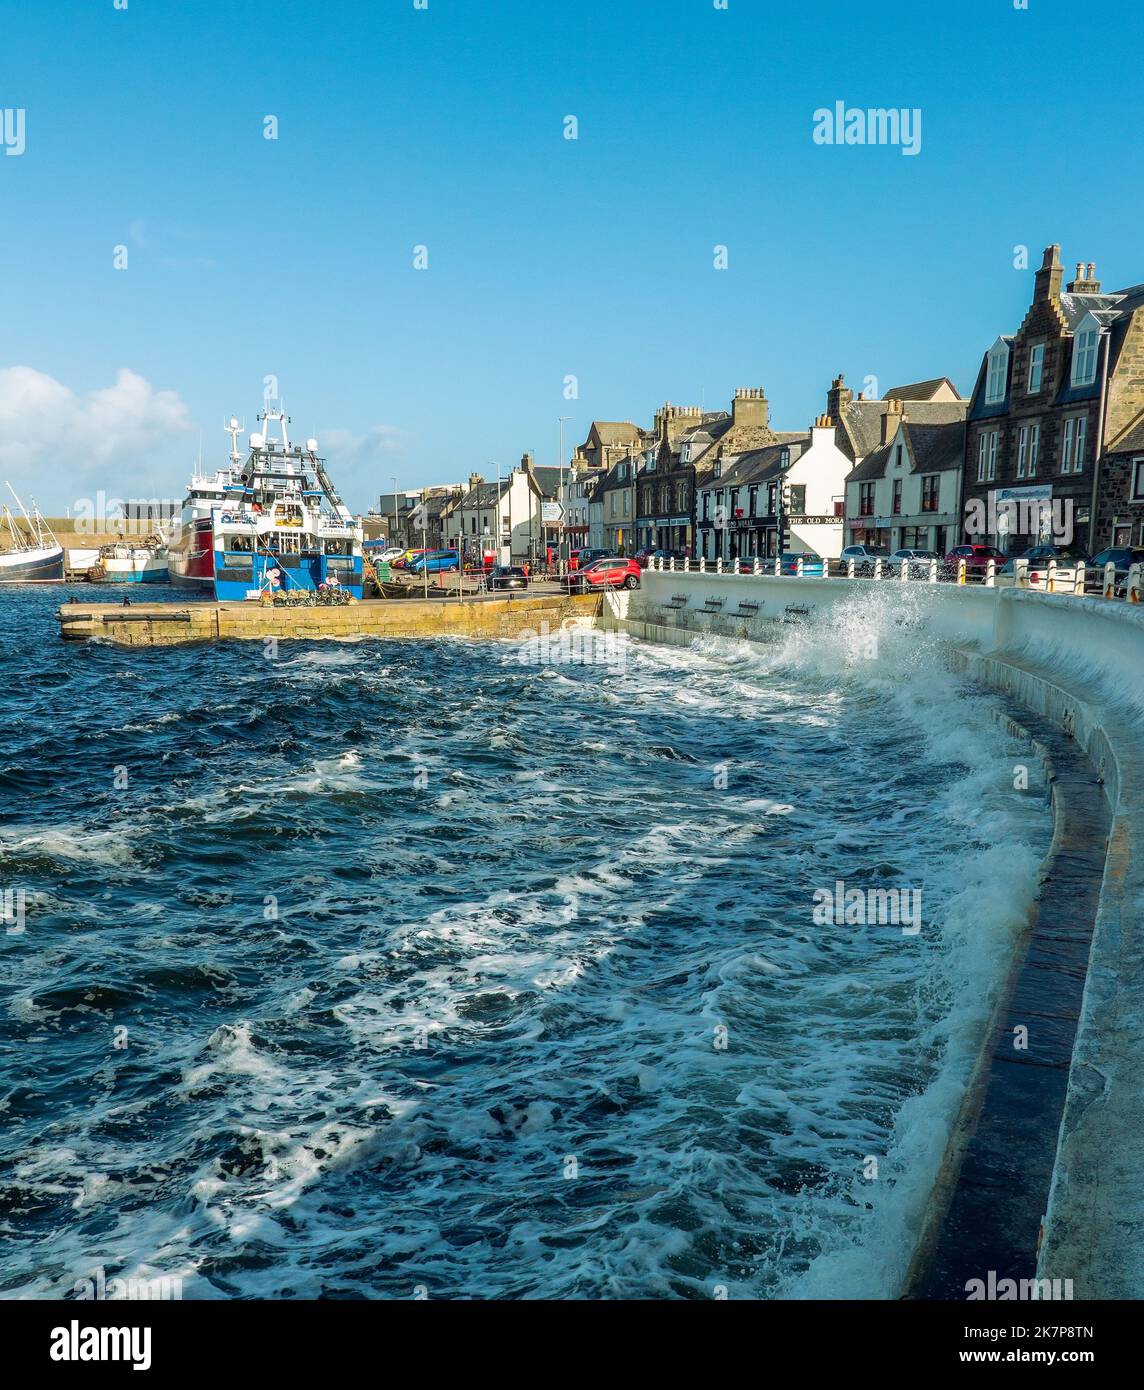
[906,705,1110,1298]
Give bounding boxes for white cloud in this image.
[0,366,193,502]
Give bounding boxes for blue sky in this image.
[1,0,1141,512]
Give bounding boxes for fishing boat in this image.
[168,405,364,599]
[87,540,170,583]
[0,484,65,582]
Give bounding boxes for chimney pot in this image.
[1087,262,1096,279]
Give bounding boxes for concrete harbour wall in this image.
[599,570,1144,1298]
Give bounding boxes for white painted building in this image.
[450,465,544,565]
[844,402,967,554]
[781,418,852,558]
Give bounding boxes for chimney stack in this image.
[731,387,769,431]
[1034,244,1064,304]
[881,397,904,445]
[827,373,854,423]
[468,471,484,489]
[1066,260,1102,294]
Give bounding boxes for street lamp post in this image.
[558,415,571,569]
[391,474,399,548]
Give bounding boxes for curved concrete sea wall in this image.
[600,571,1144,1298]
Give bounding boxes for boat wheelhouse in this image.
[169,405,364,599]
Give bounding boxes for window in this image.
[986,343,1009,404]
[895,444,903,468]
[1017,422,1040,479]
[767,484,777,514]
[713,460,722,478]
[859,482,875,516]
[1133,459,1144,501]
[788,485,806,515]
[1062,415,1087,473]
[1072,327,1098,387]
[976,430,998,482]
[701,493,710,522]
[1027,343,1044,393]
[921,475,939,512]
[892,479,902,514]
[729,488,740,516]
[748,486,758,517]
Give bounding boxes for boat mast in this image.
[5,481,57,549]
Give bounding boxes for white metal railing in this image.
[643,555,1144,603]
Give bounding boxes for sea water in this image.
[0,585,1050,1299]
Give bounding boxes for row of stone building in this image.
[378,244,1144,564]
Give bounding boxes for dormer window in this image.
[780,448,790,467]
[713,460,722,478]
[985,340,1009,404]
[1027,343,1044,393]
[1072,323,1099,387]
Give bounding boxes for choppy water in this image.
[1,584,1050,1299]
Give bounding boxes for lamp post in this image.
[391,474,399,548]
[558,415,571,568]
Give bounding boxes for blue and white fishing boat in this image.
[168,405,364,600]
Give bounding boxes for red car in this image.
[944,544,1007,576]
[564,557,641,591]
[569,547,609,572]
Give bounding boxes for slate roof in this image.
[461,479,511,508]
[1109,416,1144,455]
[696,439,811,493]
[589,421,641,445]
[839,398,968,456]
[531,466,564,498]
[847,420,967,481]
[885,377,962,401]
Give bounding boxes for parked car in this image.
[779,551,825,576]
[885,548,939,578]
[391,549,428,570]
[840,543,890,575]
[634,547,688,568]
[407,549,460,575]
[569,547,610,571]
[488,565,529,591]
[943,544,1008,577]
[563,557,641,590]
[996,544,1091,590]
[1090,546,1144,597]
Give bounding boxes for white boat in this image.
[88,541,170,583]
[0,484,65,582]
